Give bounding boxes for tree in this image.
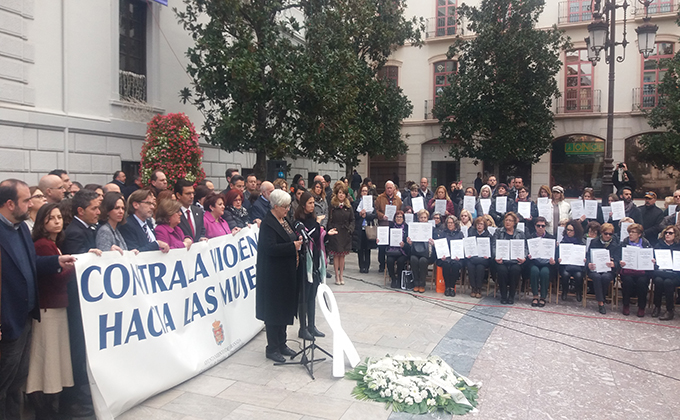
[434,0,570,167]
[638,43,680,173]
[175,0,421,180]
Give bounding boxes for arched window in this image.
[433,60,456,102]
[551,135,605,197]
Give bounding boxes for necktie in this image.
[142,223,152,242]
[186,209,195,236]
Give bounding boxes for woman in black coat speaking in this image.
[256,190,303,363]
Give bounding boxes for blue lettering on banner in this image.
[104,264,130,299]
[99,303,176,350]
[149,263,168,293]
[169,261,188,290]
[81,266,103,302]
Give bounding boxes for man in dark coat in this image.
[175,179,206,243]
[620,186,642,224]
[250,181,274,223]
[112,170,126,191]
[0,179,74,420]
[255,190,302,363]
[639,191,664,245]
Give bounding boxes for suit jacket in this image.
[119,215,160,252]
[61,218,97,255]
[0,222,59,340]
[179,204,206,242]
[250,195,270,223]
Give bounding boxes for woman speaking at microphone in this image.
[256,189,303,363]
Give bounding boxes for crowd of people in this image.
[4,163,680,414]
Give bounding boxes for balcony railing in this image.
[555,89,601,114]
[632,87,665,110]
[557,1,593,24]
[425,100,435,120]
[425,16,465,39]
[632,0,679,16]
[119,70,147,103]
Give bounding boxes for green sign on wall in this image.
[565,142,604,154]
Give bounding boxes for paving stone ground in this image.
[111,254,680,420]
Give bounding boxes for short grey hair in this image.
[269,189,291,208]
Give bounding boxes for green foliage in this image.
[175,0,422,179]
[639,47,680,171]
[434,0,570,166]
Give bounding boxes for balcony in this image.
[119,70,147,103]
[632,0,679,16]
[632,87,664,110]
[557,1,593,25]
[425,16,465,39]
[424,100,435,120]
[555,89,601,114]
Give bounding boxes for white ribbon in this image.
[316,284,360,377]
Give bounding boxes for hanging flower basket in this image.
[140,113,206,188]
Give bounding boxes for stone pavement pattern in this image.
[112,255,680,420]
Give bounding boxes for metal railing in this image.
[557,1,593,24]
[425,16,465,39]
[632,0,679,16]
[119,70,147,103]
[555,89,601,113]
[632,87,665,110]
[424,99,435,120]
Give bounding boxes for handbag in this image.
[365,222,377,241]
[401,270,414,290]
[411,242,430,258]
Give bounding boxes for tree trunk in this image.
[254,150,267,181]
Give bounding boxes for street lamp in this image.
[584,0,658,205]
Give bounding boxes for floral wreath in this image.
[345,354,480,415]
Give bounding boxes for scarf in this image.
[228,205,248,220]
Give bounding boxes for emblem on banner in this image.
[212,320,225,345]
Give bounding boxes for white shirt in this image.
[134,214,156,242]
[181,205,196,235]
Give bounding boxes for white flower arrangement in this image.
[345,355,480,415]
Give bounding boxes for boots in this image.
[307,304,325,337]
[660,310,675,321]
[391,277,399,289]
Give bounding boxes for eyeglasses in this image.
[566,228,574,232]
[31,194,45,199]
[535,224,545,228]
[140,201,156,207]
[602,232,613,236]
[665,231,675,236]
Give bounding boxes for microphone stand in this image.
[274,222,332,379]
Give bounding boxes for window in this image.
[378,66,399,87]
[436,0,457,37]
[641,42,674,109]
[646,0,673,14]
[434,60,456,101]
[565,49,593,112]
[119,0,147,102]
[552,135,605,197]
[568,0,592,23]
[625,135,680,198]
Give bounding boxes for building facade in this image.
[367,0,680,197]
[0,0,344,190]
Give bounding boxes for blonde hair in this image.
[483,214,496,227]
[434,186,450,202]
[417,209,430,221]
[459,209,472,225]
[665,196,674,208]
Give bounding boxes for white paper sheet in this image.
[389,228,403,247]
[480,199,491,215]
[488,226,497,236]
[669,204,677,215]
[638,248,654,271]
[477,237,491,258]
[527,237,541,258]
[517,222,525,233]
[449,239,465,260]
[570,200,585,219]
[620,222,631,242]
[405,213,414,224]
[496,196,507,213]
[384,205,397,222]
[518,202,532,219]
[411,197,424,213]
[540,238,556,260]
[560,243,586,266]
[462,227,469,238]
[463,196,476,214]
[601,206,611,222]
[557,226,565,243]
[409,222,432,242]
[463,237,478,258]
[673,250,680,271]
[495,239,510,260]
[586,237,594,249]
[537,197,551,218]
[611,201,625,221]
[621,246,639,270]
[590,248,611,273]
[510,239,525,260]
[377,226,389,246]
[433,238,450,259]
[428,220,436,227]
[361,195,373,213]
[655,249,673,270]
[435,199,447,215]
[584,200,598,219]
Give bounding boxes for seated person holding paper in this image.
[558,220,586,302]
[353,185,377,274]
[427,186,457,217]
[407,209,436,293]
[493,212,526,305]
[619,223,652,317]
[527,216,556,307]
[651,225,680,320]
[579,188,605,232]
[459,209,473,233]
[515,186,538,235]
[376,181,402,273]
[384,211,410,289]
[435,215,465,297]
[467,216,494,298]
[464,187,478,219]
[586,223,620,314]
[489,183,516,226]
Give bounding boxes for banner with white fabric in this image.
[74,226,263,419]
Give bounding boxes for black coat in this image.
[250,195,270,223]
[61,218,97,255]
[327,204,355,254]
[179,204,206,242]
[119,215,160,252]
[638,204,664,244]
[255,211,299,325]
[352,199,377,252]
